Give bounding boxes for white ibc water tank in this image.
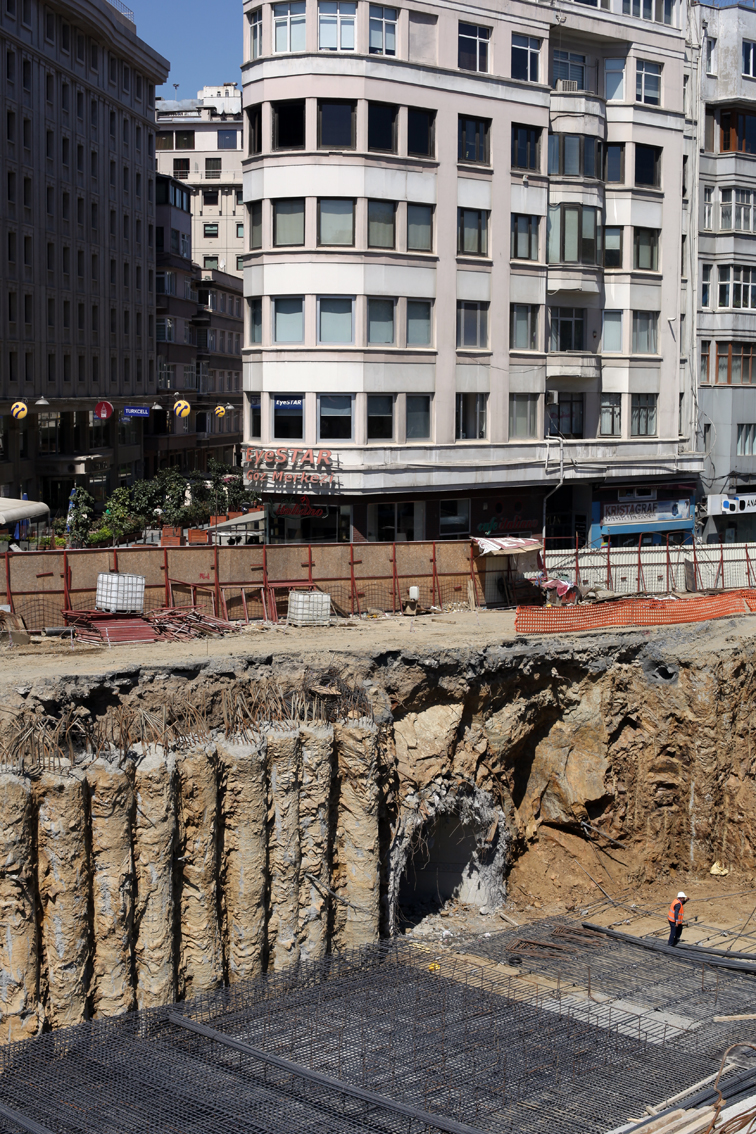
[95,573,146,613]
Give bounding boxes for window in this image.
[459,23,489,73]
[318,296,354,343]
[457,208,488,256]
[273,298,304,342]
[38,413,61,454]
[548,393,584,438]
[318,100,355,148]
[548,134,602,178]
[439,499,470,536]
[512,35,539,83]
[509,394,538,439]
[728,267,756,309]
[737,424,756,456]
[634,228,659,270]
[510,304,538,350]
[455,393,487,440]
[236,223,244,240]
[203,189,219,207]
[635,145,661,187]
[249,201,263,249]
[702,264,711,308]
[407,395,431,439]
[408,108,435,157]
[719,265,731,308]
[249,8,263,58]
[547,204,602,264]
[636,60,661,106]
[511,125,540,170]
[402,204,433,251]
[274,396,304,438]
[45,10,55,41]
[370,6,396,54]
[631,393,657,436]
[605,59,625,100]
[736,189,753,231]
[368,200,395,248]
[703,186,713,229]
[602,310,623,352]
[273,199,305,245]
[249,297,262,343]
[550,308,584,352]
[248,105,262,154]
[175,130,195,150]
[745,40,756,77]
[717,342,756,384]
[623,0,673,21]
[204,223,219,238]
[706,37,716,75]
[721,188,732,229]
[553,50,585,89]
[205,158,222,179]
[368,103,397,152]
[600,393,622,436]
[274,1,306,51]
[632,311,658,353]
[319,394,352,439]
[319,0,355,49]
[367,297,395,344]
[407,299,432,345]
[457,301,488,348]
[511,214,538,260]
[458,116,490,164]
[203,256,219,270]
[367,395,393,440]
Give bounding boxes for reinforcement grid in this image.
[1,930,754,1134]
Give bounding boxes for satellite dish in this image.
[220,259,226,270]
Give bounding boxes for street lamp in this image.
[35,396,49,406]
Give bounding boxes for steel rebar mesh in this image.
[1,929,755,1134]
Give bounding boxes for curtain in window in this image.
[368,201,395,247]
[275,298,303,342]
[407,300,431,345]
[320,297,352,342]
[319,199,353,244]
[274,200,304,244]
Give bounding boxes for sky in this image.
[131,0,242,100]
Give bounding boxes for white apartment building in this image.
[691,3,756,543]
[239,0,704,546]
[0,0,168,513]
[156,84,246,279]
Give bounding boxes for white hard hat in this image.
[677,891,687,899]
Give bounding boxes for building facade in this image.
[0,0,168,512]
[239,0,703,545]
[155,84,246,279]
[692,3,756,543]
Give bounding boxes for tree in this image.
[66,488,95,548]
[103,487,141,544]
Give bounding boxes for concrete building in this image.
[155,84,246,279]
[144,173,244,475]
[0,0,168,512]
[239,0,703,545]
[691,2,756,543]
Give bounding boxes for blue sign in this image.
[123,405,151,418]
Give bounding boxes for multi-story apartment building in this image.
[155,84,246,279]
[145,174,245,475]
[0,0,168,512]
[239,0,703,546]
[692,3,756,543]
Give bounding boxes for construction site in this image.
[3,546,756,1132]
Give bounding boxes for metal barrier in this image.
[0,542,480,632]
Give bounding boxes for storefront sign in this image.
[273,497,325,519]
[602,500,690,524]
[243,447,337,490]
[123,405,150,418]
[477,516,540,535]
[709,494,756,516]
[95,400,114,421]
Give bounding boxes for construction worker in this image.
[668,891,687,946]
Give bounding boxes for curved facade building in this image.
[240,0,703,545]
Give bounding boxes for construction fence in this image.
[0,541,480,633]
[515,590,756,635]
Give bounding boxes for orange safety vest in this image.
[668,899,684,926]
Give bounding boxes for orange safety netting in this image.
[515,590,756,635]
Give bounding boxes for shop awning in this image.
[472,536,542,556]
[0,498,50,525]
[209,510,265,531]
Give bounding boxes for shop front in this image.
[590,483,696,547]
[706,492,756,543]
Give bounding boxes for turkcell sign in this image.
[123,405,151,418]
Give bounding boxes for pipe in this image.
[542,436,565,547]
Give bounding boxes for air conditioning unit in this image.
[547,391,559,404]
[556,79,579,92]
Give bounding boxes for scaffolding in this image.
[2,927,756,1134]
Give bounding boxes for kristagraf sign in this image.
[708,494,756,516]
[242,447,339,491]
[602,499,690,524]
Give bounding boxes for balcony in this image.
[546,352,601,380]
[549,85,605,131]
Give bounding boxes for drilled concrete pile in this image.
[1,618,755,1043]
[0,718,379,1044]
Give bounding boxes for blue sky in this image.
[132,0,243,99]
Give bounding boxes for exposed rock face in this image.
[2,622,755,1040]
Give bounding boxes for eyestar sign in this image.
[243,446,336,489]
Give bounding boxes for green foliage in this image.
[87,526,113,546]
[67,488,95,548]
[103,487,141,543]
